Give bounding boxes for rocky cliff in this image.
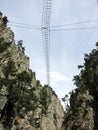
[61,44,98,130]
[0,12,65,130]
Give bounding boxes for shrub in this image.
[0,37,10,53]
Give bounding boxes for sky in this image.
[0,0,98,103]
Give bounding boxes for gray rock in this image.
[0,96,7,111]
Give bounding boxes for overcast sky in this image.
[0,0,98,102]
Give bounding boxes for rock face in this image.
[41,88,64,130]
[0,12,65,130]
[61,44,98,130]
[61,90,94,130]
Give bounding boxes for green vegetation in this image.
[0,59,39,127]
[67,44,98,111]
[40,85,50,115]
[3,60,17,78]
[17,40,25,53]
[0,11,2,16]
[0,31,50,128]
[63,43,98,129]
[0,37,11,53]
[17,70,32,84]
[0,59,50,128]
[3,16,8,26]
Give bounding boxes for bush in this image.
[17,71,32,84]
[3,16,8,25]
[0,37,10,53]
[40,86,49,115]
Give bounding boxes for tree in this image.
[0,37,11,53]
[3,16,8,26]
[0,11,2,16]
[0,59,39,128]
[3,60,17,78]
[62,94,69,112]
[17,40,25,53]
[96,42,98,49]
[39,86,49,115]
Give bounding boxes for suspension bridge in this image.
[8,0,98,87]
[41,0,52,86]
